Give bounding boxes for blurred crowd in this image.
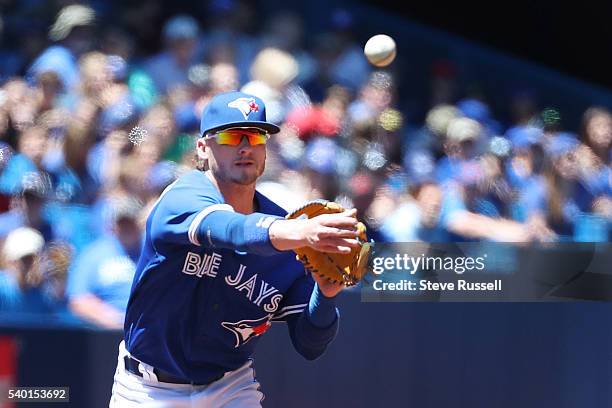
[0,2,610,325]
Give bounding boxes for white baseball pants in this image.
[109,341,264,407]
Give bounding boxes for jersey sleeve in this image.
[149,181,226,247]
[149,179,284,255]
[271,273,314,321]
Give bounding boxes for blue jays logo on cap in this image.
[228,97,259,119]
[200,91,281,136]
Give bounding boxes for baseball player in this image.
[109,91,361,407]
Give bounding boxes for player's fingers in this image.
[318,215,359,229]
[318,226,359,238]
[320,237,360,249]
[342,208,358,218]
[318,244,353,254]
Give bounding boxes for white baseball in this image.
[364,34,396,67]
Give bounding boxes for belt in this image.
[123,356,223,386]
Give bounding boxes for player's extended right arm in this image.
[151,202,360,255]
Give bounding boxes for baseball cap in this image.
[49,4,95,42]
[200,91,281,136]
[506,126,543,151]
[27,46,76,90]
[446,117,482,143]
[457,98,491,124]
[425,104,461,136]
[98,96,139,137]
[3,227,45,262]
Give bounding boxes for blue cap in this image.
[27,45,78,90]
[98,96,139,137]
[200,91,280,136]
[458,98,490,123]
[506,126,543,150]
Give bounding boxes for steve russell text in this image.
[372,279,502,291]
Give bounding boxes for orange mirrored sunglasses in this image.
[204,129,269,146]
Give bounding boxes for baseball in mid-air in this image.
[364,34,396,67]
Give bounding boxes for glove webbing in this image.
[299,253,359,287]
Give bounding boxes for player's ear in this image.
[196,138,208,160]
[196,138,209,170]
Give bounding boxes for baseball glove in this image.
[286,200,371,286]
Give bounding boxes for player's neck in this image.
[205,171,256,214]
[222,185,256,214]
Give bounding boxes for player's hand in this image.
[275,201,370,289]
[301,208,361,254]
[269,208,361,253]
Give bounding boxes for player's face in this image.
[198,129,267,185]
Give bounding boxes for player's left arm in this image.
[275,274,342,360]
[286,284,340,360]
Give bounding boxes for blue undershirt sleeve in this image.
[196,210,284,256]
[286,284,340,360]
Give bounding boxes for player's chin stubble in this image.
[224,162,265,185]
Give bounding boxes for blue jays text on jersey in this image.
[181,251,284,316]
[123,169,317,384]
